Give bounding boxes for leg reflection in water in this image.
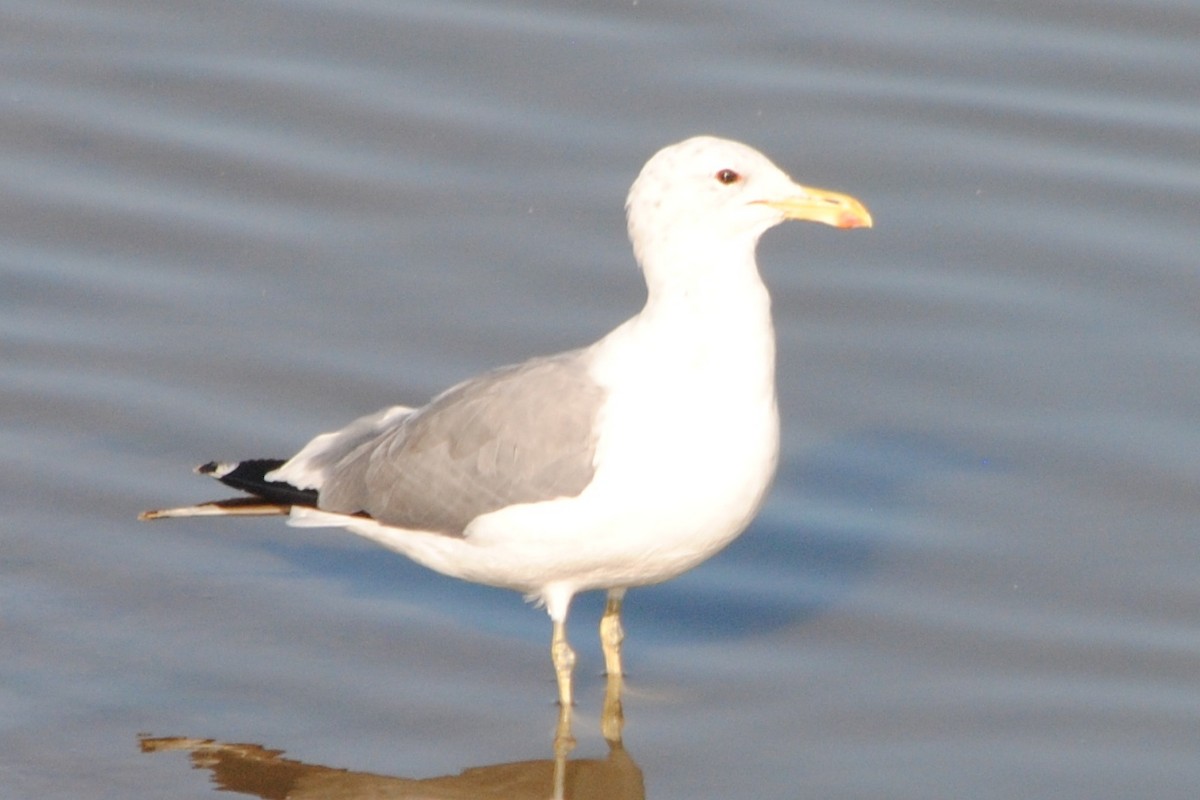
[142,676,638,800]
[553,657,625,799]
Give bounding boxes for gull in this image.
[141,135,872,711]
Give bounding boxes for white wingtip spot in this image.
[196,461,238,479]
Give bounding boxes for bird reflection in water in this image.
[141,674,638,800]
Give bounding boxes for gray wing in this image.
[318,350,605,535]
[268,404,415,491]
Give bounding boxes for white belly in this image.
[301,286,782,600]
[459,315,781,594]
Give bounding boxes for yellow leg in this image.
[599,589,625,678]
[601,669,625,745]
[551,618,576,708]
[599,589,626,744]
[551,617,577,797]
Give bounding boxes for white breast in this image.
[463,268,780,593]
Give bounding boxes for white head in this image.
[625,136,871,288]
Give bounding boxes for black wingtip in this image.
[199,459,319,507]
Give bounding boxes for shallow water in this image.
[3,1,1199,798]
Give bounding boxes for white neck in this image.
[595,237,777,403]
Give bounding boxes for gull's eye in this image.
[715,168,741,185]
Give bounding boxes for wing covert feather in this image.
[318,351,604,535]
